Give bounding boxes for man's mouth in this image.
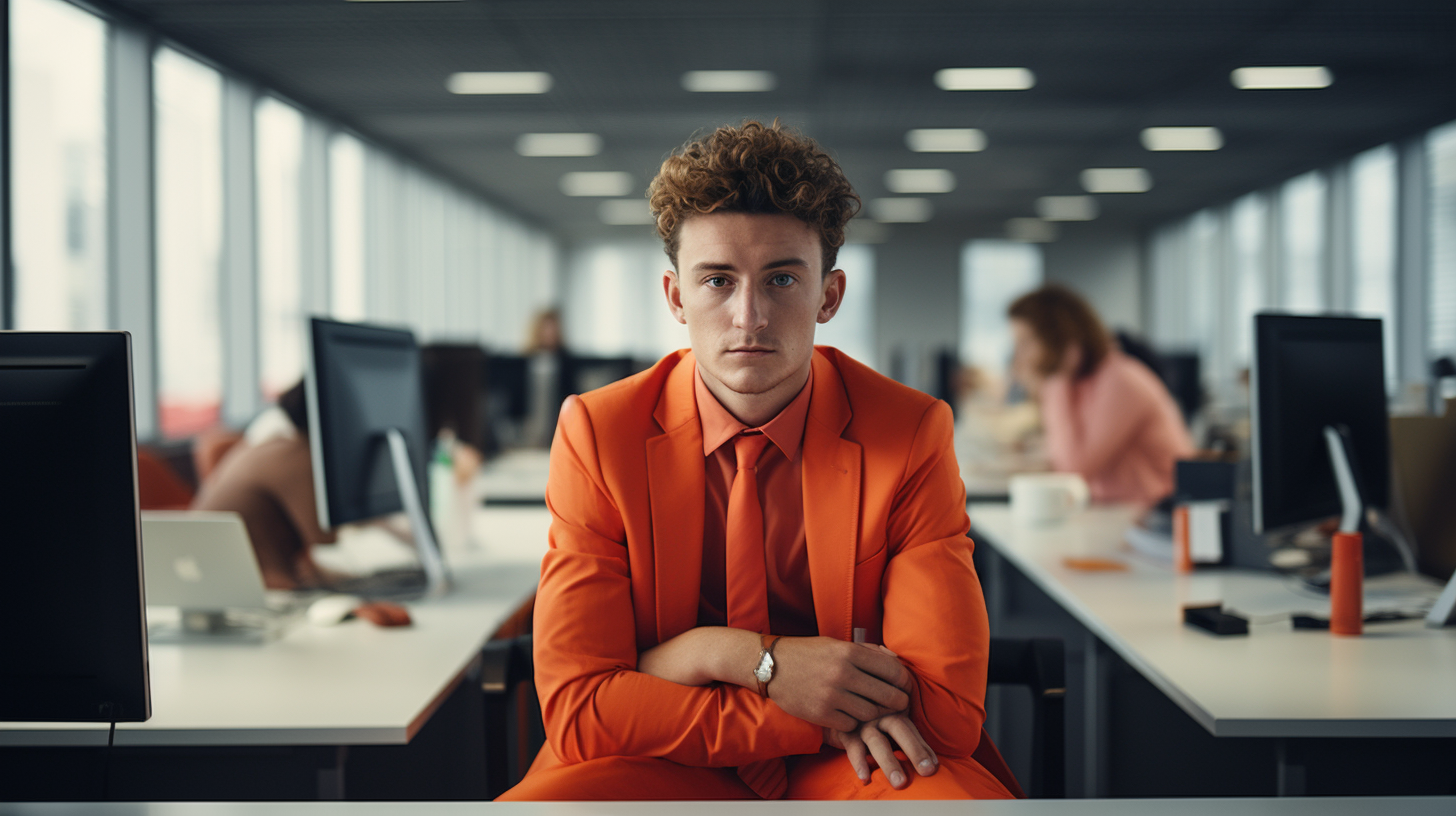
[727,346,773,355]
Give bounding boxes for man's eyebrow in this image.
[691,262,736,273]
[690,257,811,274]
[763,257,811,270]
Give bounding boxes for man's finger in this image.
[880,714,938,776]
[842,664,911,712]
[842,733,871,784]
[860,724,906,789]
[847,646,909,686]
[834,691,883,725]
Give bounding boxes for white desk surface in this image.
[969,504,1456,738]
[0,506,550,749]
[3,797,1454,815]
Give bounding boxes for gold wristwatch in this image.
[753,634,783,697]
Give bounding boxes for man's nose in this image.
[732,286,768,331]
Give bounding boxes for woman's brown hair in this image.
[647,120,861,273]
[1007,284,1112,380]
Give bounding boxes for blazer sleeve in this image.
[533,396,823,767]
[880,399,991,758]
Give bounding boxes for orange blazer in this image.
[534,347,994,770]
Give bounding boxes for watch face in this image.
[754,651,774,682]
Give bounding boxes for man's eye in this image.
[770,274,795,287]
[706,277,729,288]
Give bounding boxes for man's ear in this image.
[817,269,847,324]
[663,270,687,325]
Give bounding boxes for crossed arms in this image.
[532,397,991,784]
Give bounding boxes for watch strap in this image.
[756,634,783,697]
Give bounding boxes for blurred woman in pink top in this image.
[1008,285,1193,508]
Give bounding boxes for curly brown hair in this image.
[647,121,861,273]
[1007,284,1112,380]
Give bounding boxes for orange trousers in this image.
[497,740,1016,801]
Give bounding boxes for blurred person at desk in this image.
[191,380,338,589]
[522,308,573,449]
[1008,284,1193,508]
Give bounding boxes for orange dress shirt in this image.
[695,366,817,637]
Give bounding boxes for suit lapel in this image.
[647,354,705,644]
[802,351,861,642]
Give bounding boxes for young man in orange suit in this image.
[498,121,1018,801]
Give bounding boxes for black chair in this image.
[985,636,1066,798]
[481,634,1065,799]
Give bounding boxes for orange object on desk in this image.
[1173,505,1192,574]
[1062,557,1129,572]
[1329,531,1363,636]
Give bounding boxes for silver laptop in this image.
[141,511,305,639]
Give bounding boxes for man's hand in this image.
[824,713,939,789]
[767,636,912,732]
[822,645,936,789]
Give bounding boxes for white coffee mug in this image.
[1009,473,1090,526]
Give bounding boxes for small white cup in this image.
[1010,473,1090,526]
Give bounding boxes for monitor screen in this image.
[0,332,150,722]
[1252,314,1390,533]
[306,318,432,529]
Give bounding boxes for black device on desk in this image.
[305,317,450,599]
[0,332,150,722]
[1250,313,1414,578]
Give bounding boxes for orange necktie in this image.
[726,432,772,634]
[726,432,788,799]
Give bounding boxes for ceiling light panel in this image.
[905,128,986,153]
[1007,218,1058,243]
[884,169,956,194]
[681,70,777,93]
[1080,167,1153,194]
[561,171,635,197]
[446,72,553,95]
[599,200,655,226]
[1141,126,1223,151]
[1036,195,1099,221]
[870,198,933,223]
[516,133,602,157]
[1231,66,1333,90]
[934,68,1035,91]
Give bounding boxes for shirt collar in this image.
[695,363,813,461]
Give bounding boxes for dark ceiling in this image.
[97,0,1456,245]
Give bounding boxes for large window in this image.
[9,0,108,330]
[1228,193,1269,367]
[329,132,366,322]
[1429,122,1456,365]
[1279,172,1327,312]
[255,96,306,399]
[959,240,1042,378]
[564,241,685,359]
[154,47,224,438]
[1349,145,1398,387]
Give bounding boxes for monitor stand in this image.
[384,427,451,598]
[1324,424,1418,576]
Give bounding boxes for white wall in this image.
[1041,225,1145,335]
[873,237,962,391]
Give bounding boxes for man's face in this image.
[664,212,845,413]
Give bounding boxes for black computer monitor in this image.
[1251,314,1390,534]
[0,332,150,722]
[304,317,448,594]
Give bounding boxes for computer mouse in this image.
[307,594,364,626]
[354,601,413,627]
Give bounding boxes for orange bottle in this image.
[1173,505,1192,574]
[1329,531,1363,636]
